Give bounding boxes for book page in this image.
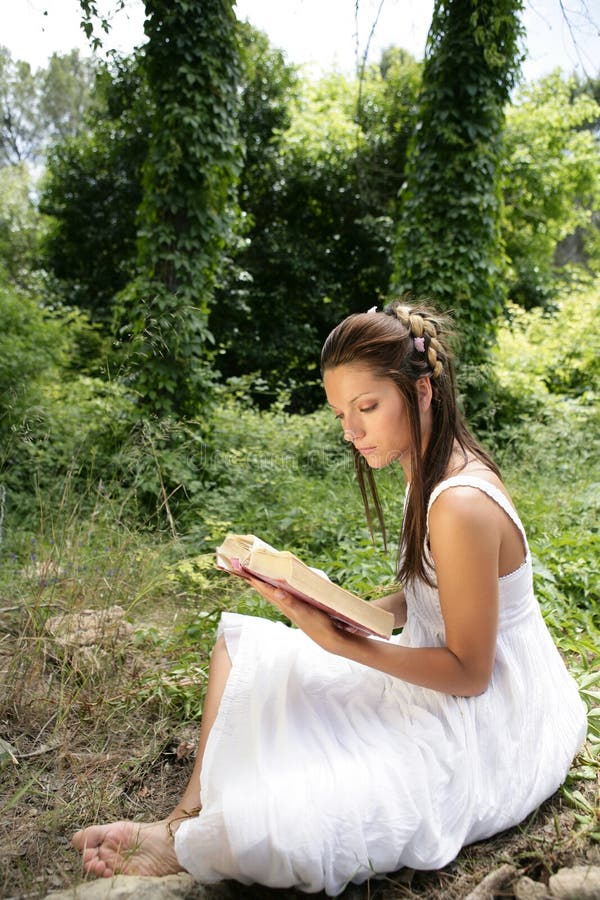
[216,534,277,572]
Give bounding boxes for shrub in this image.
[480,280,599,440]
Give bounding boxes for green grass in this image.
[0,285,598,898]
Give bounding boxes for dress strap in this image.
[427,475,528,550]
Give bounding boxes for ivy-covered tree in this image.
[113,0,242,418]
[41,22,298,339]
[393,0,524,380]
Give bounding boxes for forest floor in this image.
[1,592,599,900]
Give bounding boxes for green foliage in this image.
[504,294,598,397]
[0,279,137,524]
[0,47,37,165]
[116,0,243,418]
[394,0,525,390]
[0,46,96,166]
[484,281,599,628]
[0,282,70,425]
[355,47,422,209]
[235,23,300,180]
[39,51,98,143]
[501,72,600,308]
[212,50,421,410]
[0,164,44,287]
[40,55,149,324]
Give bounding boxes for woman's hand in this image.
[370,588,407,629]
[245,576,352,655]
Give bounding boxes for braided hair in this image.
[320,299,499,586]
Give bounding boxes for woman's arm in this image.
[370,589,407,629]
[248,488,502,697]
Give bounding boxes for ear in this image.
[416,376,432,412]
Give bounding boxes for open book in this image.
[216,533,394,639]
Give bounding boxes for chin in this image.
[366,454,393,470]
[374,449,409,469]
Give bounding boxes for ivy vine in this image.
[393,0,525,398]
[114,0,242,417]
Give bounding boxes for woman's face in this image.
[323,364,413,470]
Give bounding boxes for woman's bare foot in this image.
[72,820,184,878]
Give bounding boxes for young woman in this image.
[73,301,586,895]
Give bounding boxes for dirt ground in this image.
[2,720,598,899]
[1,611,598,900]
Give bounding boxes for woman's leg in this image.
[168,634,232,824]
[71,635,232,878]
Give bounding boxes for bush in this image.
[495,287,599,400]
[0,283,69,425]
[0,281,138,527]
[480,281,599,439]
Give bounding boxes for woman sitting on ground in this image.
[73,300,586,896]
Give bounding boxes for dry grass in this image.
[1,565,598,900]
[0,596,200,898]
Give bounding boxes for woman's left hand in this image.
[245,575,351,655]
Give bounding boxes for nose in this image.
[343,421,365,443]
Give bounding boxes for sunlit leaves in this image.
[501,71,600,307]
[0,47,96,166]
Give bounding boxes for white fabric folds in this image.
[175,477,587,895]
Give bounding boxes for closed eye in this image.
[334,403,377,420]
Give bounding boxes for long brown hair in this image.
[320,300,500,586]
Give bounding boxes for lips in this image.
[356,447,376,455]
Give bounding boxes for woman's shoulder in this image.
[428,463,516,524]
[427,463,528,577]
[425,476,509,577]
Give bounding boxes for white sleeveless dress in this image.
[174,476,587,895]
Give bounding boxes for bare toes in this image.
[72,820,183,878]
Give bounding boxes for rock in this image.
[463,863,517,899]
[42,873,233,900]
[44,606,134,671]
[514,875,550,899]
[549,865,600,899]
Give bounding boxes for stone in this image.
[42,873,233,900]
[44,606,134,671]
[463,863,517,899]
[549,865,600,899]
[514,875,550,899]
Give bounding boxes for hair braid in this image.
[387,301,445,379]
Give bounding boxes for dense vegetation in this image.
[0,0,598,896]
